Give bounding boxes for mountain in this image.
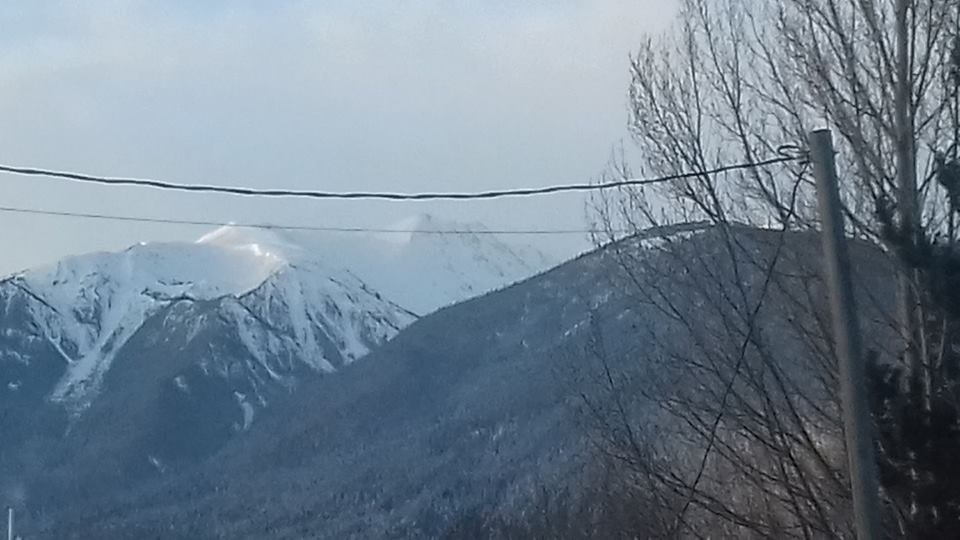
[0,240,415,502]
[197,213,554,316]
[0,214,555,515]
[0,238,412,414]
[1,212,553,407]
[22,226,898,538]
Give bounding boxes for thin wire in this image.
[0,205,627,235]
[0,151,799,201]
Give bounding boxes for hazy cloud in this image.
[0,0,676,274]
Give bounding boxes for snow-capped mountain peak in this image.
[192,214,556,315]
[1,214,555,414]
[8,241,289,410]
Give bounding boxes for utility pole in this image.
[6,507,11,540]
[895,0,925,406]
[809,129,881,539]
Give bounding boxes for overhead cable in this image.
[0,148,801,201]
[0,205,626,235]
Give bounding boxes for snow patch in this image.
[233,391,255,431]
[148,455,167,473]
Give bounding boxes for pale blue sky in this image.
[0,0,676,275]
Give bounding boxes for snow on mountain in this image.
[197,213,556,315]
[5,241,284,411]
[0,213,554,413]
[218,261,414,374]
[140,261,416,423]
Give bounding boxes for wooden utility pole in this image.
[809,129,881,539]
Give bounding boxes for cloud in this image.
[0,0,676,274]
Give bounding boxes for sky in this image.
[0,0,677,276]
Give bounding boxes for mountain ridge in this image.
[1,213,553,412]
[0,214,556,508]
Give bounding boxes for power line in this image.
[0,150,801,234]
[0,150,799,201]
[0,205,623,236]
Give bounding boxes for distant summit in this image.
[192,213,556,315]
[0,213,553,425]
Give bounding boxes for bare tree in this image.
[582,0,960,537]
[576,219,902,537]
